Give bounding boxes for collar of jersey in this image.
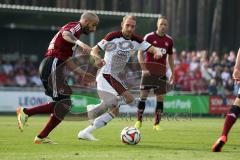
[121,31,132,40]
[154,31,165,38]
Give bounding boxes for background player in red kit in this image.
[135,16,174,130]
[16,11,99,144]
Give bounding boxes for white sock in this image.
[92,112,115,129]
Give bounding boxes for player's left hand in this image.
[169,74,175,84]
[95,59,106,68]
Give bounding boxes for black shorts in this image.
[39,56,72,101]
[140,74,169,95]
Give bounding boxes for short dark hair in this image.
[81,11,98,21]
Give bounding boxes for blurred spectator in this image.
[15,69,27,87]
[2,60,13,74]
[208,79,218,95]
[29,69,42,87]
[0,49,237,96]
[0,70,8,86]
[221,67,231,85]
[225,79,234,95]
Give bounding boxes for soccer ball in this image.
[120,127,141,145]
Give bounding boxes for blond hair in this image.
[122,15,136,23]
[157,16,167,22]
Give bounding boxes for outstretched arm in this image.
[233,48,240,81]
[62,31,91,54]
[167,54,175,84]
[146,46,163,59]
[90,45,106,68]
[138,50,150,75]
[65,57,95,83]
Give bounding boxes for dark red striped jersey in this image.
[45,22,82,61]
[144,32,173,76]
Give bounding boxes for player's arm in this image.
[62,30,91,54]
[233,48,240,81]
[146,46,163,59]
[137,50,150,75]
[90,45,105,68]
[65,57,95,82]
[167,54,175,84]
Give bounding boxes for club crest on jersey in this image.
[165,42,169,46]
[160,48,167,55]
[153,41,157,44]
[105,42,117,52]
[119,41,134,50]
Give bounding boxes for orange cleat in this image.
[211,135,227,152]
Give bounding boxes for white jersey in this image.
[97,31,152,76]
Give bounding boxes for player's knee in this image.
[156,95,164,102]
[234,97,240,107]
[140,93,147,99]
[54,98,72,120]
[125,94,134,104]
[109,107,119,116]
[138,98,146,109]
[104,97,118,108]
[156,101,163,111]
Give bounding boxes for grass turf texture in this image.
[0,116,240,160]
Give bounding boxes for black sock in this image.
[137,99,146,122]
[155,101,163,125]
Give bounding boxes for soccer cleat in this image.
[153,124,162,131]
[16,107,28,132]
[211,135,227,152]
[34,136,57,144]
[134,121,142,129]
[78,131,98,141]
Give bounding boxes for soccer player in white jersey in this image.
[212,48,240,152]
[77,15,164,141]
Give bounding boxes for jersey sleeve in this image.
[138,41,152,52]
[97,39,109,50]
[61,23,81,35]
[97,32,118,50]
[132,34,152,51]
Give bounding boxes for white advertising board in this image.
[0,91,51,112]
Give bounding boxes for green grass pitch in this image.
[0,116,240,160]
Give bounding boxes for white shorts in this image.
[96,72,127,96]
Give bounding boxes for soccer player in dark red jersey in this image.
[135,16,175,130]
[212,48,240,152]
[16,11,99,144]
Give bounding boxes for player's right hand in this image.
[75,40,92,54]
[81,44,92,54]
[95,59,106,68]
